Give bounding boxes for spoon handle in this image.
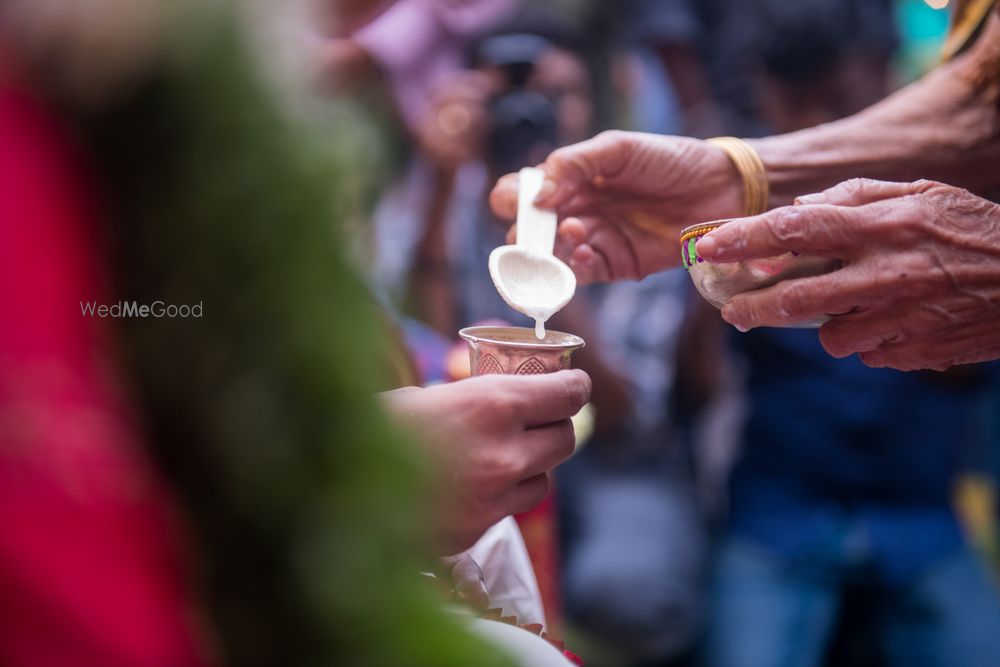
[515,167,558,256]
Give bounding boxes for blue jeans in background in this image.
[705,532,1000,667]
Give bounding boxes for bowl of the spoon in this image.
[488,246,577,322]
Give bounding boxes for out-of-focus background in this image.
[1,0,998,665]
[330,0,1000,665]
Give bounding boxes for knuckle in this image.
[861,348,925,371]
[872,262,918,297]
[485,447,525,480]
[499,392,524,424]
[899,252,940,292]
[561,371,591,411]
[723,297,752,327]
[769,206,807,243]
[917,180,962,204]
[906,186,940,219]
[904,182,960,223]
[835,177,874,200]
[818,325,853,358]
[859,350,888,368]
[926,183,994,232]
[552,420,577,459]
[877,200,926,240]
[870,259,898,289]
[893,246,946,289]
[483,382,519,424]
[912,178,940,192]
[777,282,809,319]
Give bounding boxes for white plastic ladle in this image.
[489,167,577,340]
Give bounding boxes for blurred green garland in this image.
[85,4,511,666]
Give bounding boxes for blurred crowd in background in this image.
[1,0,999,666]
[330,1,1000,665]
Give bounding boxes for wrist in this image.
[705,137,769,217]
[747,135,841,208]
[681,139,742,223]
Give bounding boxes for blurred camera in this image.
[474,34,558,174]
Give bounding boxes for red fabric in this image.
[0,74,210,666]
[515,490,561,632]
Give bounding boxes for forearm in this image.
[750,13,1000,206]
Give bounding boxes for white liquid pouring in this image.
[488,167,577,339]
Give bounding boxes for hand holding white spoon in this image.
[488,167,577,340]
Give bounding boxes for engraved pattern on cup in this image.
[515,357,547,375]
[477,354,504,376]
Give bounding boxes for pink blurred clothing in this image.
[354,0,517,132]
[0,72,210,666]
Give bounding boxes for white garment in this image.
[467,618,574,667]
[464,517,546,628]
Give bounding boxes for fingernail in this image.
[795,193,825,205]
[535,178,557,203]
[695,235,719,260]
[721,305,751,332]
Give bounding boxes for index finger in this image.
[696,203,870,263]
[489,172,520,220]
[488,131,640,220]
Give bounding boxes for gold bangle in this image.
[706,136,769,217]
[940,0,994,62]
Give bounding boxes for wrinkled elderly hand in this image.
[381,370,591,553]
[697,179,1000,371]
[489,131,742,284]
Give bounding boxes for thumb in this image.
[514,369,592,428]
